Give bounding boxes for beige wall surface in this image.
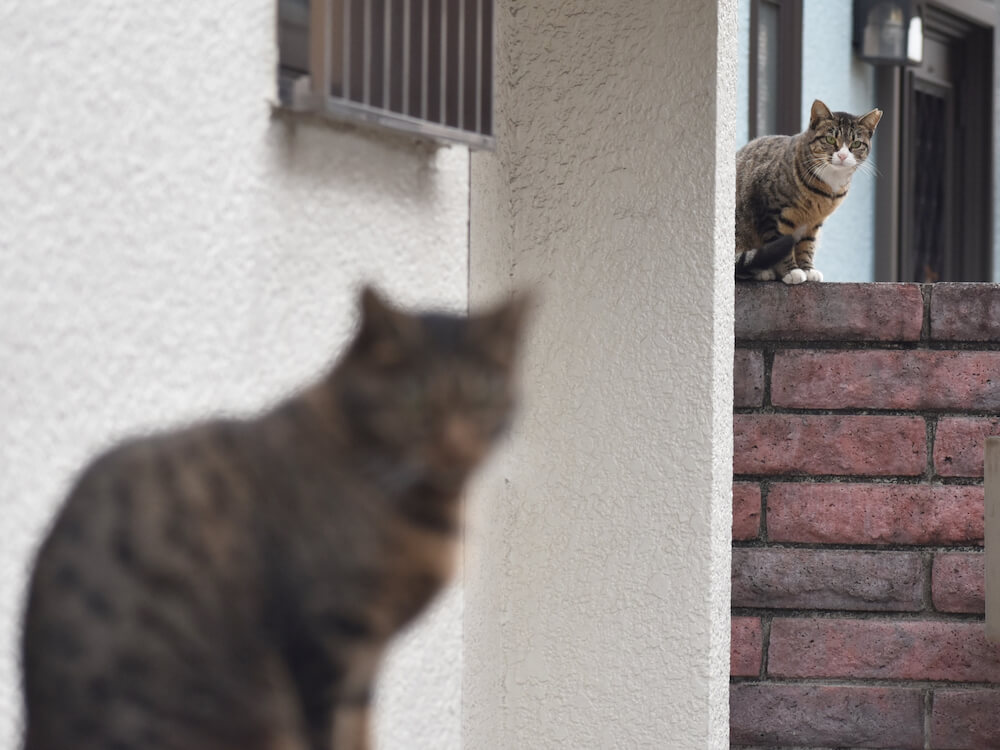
[2,0,737,747]
[467,1,737,748]
[0,2,469,748]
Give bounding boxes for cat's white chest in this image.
[819,149,856,192]
[822,169,852,193]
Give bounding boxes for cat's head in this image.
[337,286,530,487]
[805,99,882,182]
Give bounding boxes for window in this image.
[748,0,802,138]
[874,2,994,281]
[278,0,495,149]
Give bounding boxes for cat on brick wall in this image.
[734,99,882,283]
[21,286,529,750]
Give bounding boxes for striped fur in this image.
[734,234,797,278]
[21,287,528,750]
[735,99,881,283]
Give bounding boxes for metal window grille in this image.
[278,0,494,149]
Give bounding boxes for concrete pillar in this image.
[466,1,737,747]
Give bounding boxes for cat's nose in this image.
[439,417,484,464]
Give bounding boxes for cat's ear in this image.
[471,290,534,368]
[859,108,883,133]
[359,285,394,327]
[809,99,832,129]
[354,285,417,365]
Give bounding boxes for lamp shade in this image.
[853,0,924,65]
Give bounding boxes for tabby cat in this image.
[21,286,528,750]
[735,99,882,283]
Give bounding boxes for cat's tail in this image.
[735,234,796,278]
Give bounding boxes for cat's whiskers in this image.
[855,158,882,179]
[802,155,828,184]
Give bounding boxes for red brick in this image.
[769,618,1000,682]
[931,689,1000,749]
[772,350,1000,410]
[730,616,762,677]
[934,417,1000,477]
[734,415,926,476]
[734,349,764,408]
[730,683,924,749]
[767,483,984,546]
[931,283,1000,342]
[732,482,761,541]
[735,282,923,342]
[732,548,924,611]
[933,553,985,614]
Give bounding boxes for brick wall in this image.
[731,283,1000,750]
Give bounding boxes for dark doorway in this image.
[875,2,994,282]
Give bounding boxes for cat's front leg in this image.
[283,648,374,750]
[774,251,805,285]
[794,230,823,282]
[754,226,801,284]
[328,643,382,750]
[331,699,372,750]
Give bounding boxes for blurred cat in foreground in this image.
[22,286,530,750]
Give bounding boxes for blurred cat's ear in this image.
[355,285,416,364]
[859,108,883,133]
[809,99,832,129]
[359,285,393,326]
[472,290,535,368]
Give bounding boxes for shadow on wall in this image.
[268,108,447,207]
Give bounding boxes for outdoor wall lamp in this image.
[853,0,924,66]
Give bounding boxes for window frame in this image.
[278,0,496,151]
[747,0,803,139]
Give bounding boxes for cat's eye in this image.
[464,371,504,405]
[851,140,864,149]
[825,135,837,146]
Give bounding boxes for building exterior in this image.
[8,2,996,748]
[738,0,999,283]
[2,1,735,748]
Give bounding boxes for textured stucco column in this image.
[466,1,737,748]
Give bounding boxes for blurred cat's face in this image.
[350,347,514,476]
[340,288,528,485]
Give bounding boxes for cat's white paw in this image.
[754,269,777,281]
[782,268,807,285]
[804,268,824,282]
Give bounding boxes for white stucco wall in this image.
[466,1,736,748]
[0,2,468,748]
